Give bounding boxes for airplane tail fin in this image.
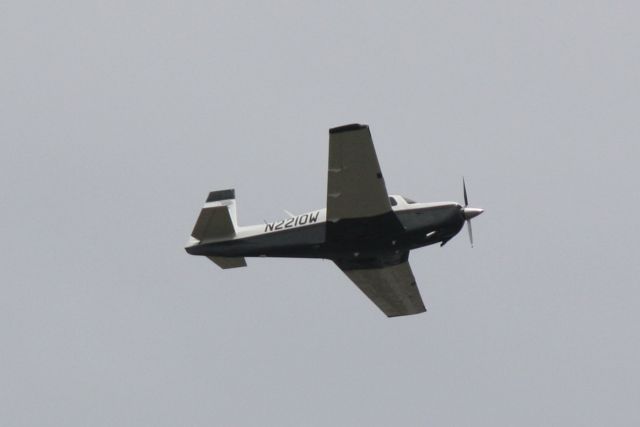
[188,189,246,269]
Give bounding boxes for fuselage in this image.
[185,196,466,262]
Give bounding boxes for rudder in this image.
[190,189,239,242]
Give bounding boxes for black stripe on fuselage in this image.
[334,250,410,270]
[326,210,404,242]
[186,204,465,260]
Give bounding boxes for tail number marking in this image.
[265,211,320,232]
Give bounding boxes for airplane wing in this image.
[335,256,426,317]
[327,124,397,223]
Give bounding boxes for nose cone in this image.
[463,207,484,220]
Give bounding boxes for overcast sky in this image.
[3,1,640,426]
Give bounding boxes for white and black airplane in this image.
[186,124,483,317]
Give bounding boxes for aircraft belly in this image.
[190,205,465,259]
[195,223,327,258]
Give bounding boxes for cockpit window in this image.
[404,197,417,204]
[389,197,397,206]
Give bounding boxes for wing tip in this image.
[386,306,427,318]
[329,123,368,134]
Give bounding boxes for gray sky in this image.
[3,1,639,425]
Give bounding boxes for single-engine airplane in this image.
[186,124,483,317]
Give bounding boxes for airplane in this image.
[185,123,484,317]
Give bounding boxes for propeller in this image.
[461,178,484,247]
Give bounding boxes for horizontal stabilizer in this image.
[207,256,247,269]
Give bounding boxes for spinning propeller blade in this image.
[463,177,469,207]
[461,177,483,248]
